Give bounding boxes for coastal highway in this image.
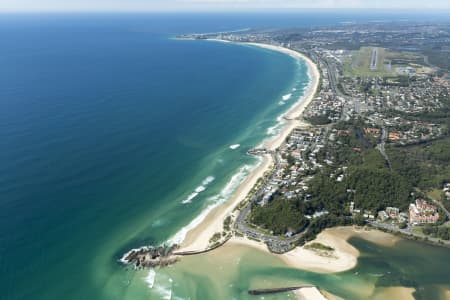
[368,220,450,246]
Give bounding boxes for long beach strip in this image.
[178,42,320,252]
[165,40,418,300]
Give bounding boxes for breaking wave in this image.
[181,176,215,204]
[282,93,292,101]
[169,163,258,245]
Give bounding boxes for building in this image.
[388,131,402,141]
[261,187,279,206]
[349,201,355,213]
[378,211,389,222]
[364,127,380,136]
[409,199,440,225]
[386,207,400,218]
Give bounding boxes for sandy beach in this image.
[178,155,273,251]
[295,287,329,300]
[227,226,399,274]
[370,287,416,300]
[179,41,320,252]
[279,226,400,273]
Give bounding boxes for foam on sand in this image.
[181,176,215,204]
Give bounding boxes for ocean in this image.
[1,13,450,300]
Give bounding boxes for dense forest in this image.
[250,195,309,235]
[387,137,450,190]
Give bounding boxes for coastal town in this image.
[117,25,449,300]
[123,21,450,272]
[174,21,450,254]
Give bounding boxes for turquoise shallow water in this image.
[1,13,450,300]
[157,236,450,300]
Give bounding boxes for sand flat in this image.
[295,287,328,300]
[371,287,416,300]
[227,227,400,274]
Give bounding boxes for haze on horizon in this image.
[1,0,450,12]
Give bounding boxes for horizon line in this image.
[1,8,450,14]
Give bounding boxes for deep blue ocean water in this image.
[1,12,450,300]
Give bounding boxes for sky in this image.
[1,0,450,12]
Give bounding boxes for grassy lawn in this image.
[412,227,424,235]
[427,188,442,201]
[305,242,334,251]
[343,47,393,77]
[343,47,427,78]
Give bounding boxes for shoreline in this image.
[177,41,320,252]
[228,226,400,274]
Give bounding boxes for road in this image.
[321,56,356,121]
[376,127,392,169]
[429,197,450,220]
[369,220,450,246]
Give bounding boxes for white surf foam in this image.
[282,93,292,101]
[145,269,156,289]
[168,202,216,245]
[267,69,314,138]
[153,285,172,300]
[229,144,240,150]
[181,176,215,204]
[169,163,258,245]
[266,114,286,136]
[207,164,253,204]
[202,176,215,185]
[182,192,199,204]
[120,246,150,264]
[195,186,206,193]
